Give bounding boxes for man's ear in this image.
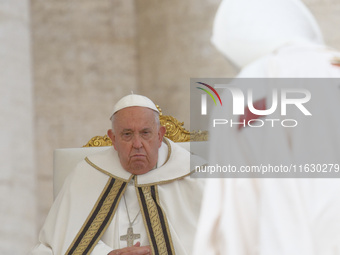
[158,125,166,144]
[107,129,116,149]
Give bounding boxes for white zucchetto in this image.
[110,94,159,119]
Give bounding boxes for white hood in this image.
[211,0,324,68]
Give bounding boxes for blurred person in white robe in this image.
[193,0,340,254]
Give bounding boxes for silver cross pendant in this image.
[120,226,141,247]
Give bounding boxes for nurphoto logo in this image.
[197,82,312,128]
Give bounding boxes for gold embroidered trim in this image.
[85,157,133,183]
[66,177,127,255]
[136,184,155,255]
[144,186,168,254]
[136,185,175,255]
[154,185,175,253]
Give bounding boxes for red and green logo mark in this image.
[196,82,223,115]
[196,82,223,106]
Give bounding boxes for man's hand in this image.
[108,242,151,255]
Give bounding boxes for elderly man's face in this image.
[107,106,166,175]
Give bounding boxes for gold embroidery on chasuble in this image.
[137,185,175,255]
[66,177,127,255]
[67,138,175,255]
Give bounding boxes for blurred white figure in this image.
[193,0,340,254]
[211,0,324,71]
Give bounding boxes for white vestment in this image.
[32,139,204,255]
[194,44,340,255]
[193,0,340,254]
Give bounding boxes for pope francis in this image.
[31,94,204,255]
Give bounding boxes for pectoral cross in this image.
[120,226,141,247]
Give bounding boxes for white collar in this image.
[86,139,192,185]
